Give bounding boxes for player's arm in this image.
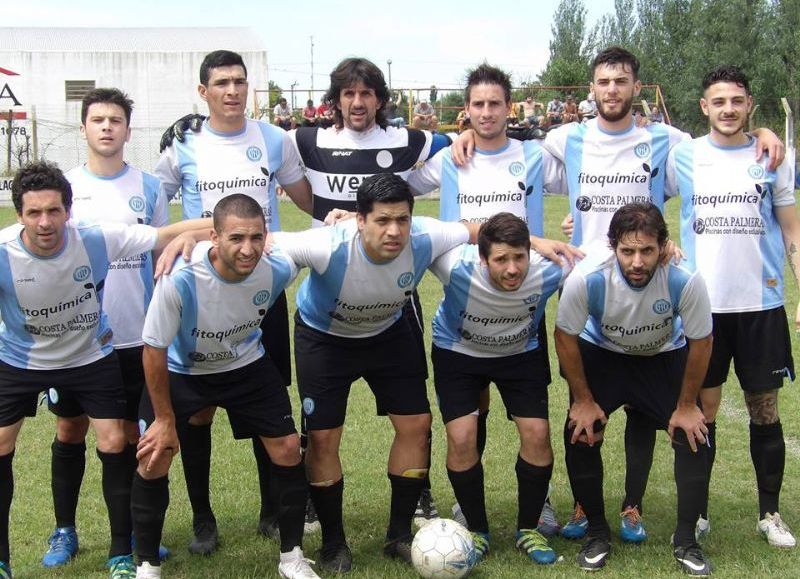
[531,236,584,267]
[138,344,179,471]
[668,334,712,452]
[281,178,313,216]
[555,327,607,445]
[776,204,800,329]
[153,218,212,251]
[749,128,784,171]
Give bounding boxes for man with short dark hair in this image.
[273,97,296,130]
[428,212,570,567]
[667,65,799,548]
[556,202,713,574]
[546,95,564,126]
[0,162,208,579]
[133,194,317,579]
[302,99,317,126]
[412,99,438,130]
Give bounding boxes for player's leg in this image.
[0,418,25,576]
[620,406,657,543]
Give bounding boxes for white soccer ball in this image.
[411,518,475,578]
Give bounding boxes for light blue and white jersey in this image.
[667,135,795,313]
[556,248,712,355]
[407,139,564,237]
[274,217,468,337]
[0,222,158,369]
[544,118,689,250]
[141,241,298,375]
[430,244,567,357]
[155,119,304,229]
[67,164,168,347]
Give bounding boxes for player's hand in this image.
[753,128,784,172]
[154,232,196,277]
[661,239,685,265]
[668,403,708,452]
[159,114,206,153]
[137,418,179,472]
[450,129,475,167]
[324,208,356,225]
[531,237,584,267]
[568,399,607,445]
[561,213,574,238]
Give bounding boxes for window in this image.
[65,80,95,101]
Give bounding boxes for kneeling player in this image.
[133,195,317,579]
[555,203,713,575]
[428,213,569,566]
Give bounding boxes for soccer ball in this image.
[411,518,475,578]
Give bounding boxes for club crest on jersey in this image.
[246,146,263,161]
[508,161,525,177]
[748,165,765,180]
[253,289,270,306]
[397,272,414,288]
[128,196,145,212]
[376,150,393,169]
[523,293,541,305]
[633,143,651,159]
[302,397,315,416]
[576,196,592,212]
[73,266,91,282]
[652,299,671,314]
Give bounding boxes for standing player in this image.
[40,88,170,569]
[0,162,208,579]
[428,213,569,567]
[133,194,317,579]
[667,65,798,547]
[556,202,713,574]
[156,49,313,552]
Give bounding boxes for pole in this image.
[310,36,314,94]
[31,105,38,162]
[387,59,392,91]
[5,111,12,175]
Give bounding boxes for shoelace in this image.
[284,554,318,578]
[517,529,549,552]
[570,503,586,523]
[621,506,642,525]
[769,514,792,534]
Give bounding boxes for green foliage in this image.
[539,0,593,87]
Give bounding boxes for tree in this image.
[539,0,593,87]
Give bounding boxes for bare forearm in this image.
[155,218,212,249]
[678,335,713,405]
[143,345,175,422]
[555,328,593,402]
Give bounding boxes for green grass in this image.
[2,196,800,578]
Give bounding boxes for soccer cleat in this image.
[576,536,611,571]
[258,514,280,540]
[757,512,796,548]
[673,543,712,576]
[451,502,468,528]
[413,488,440,528]
[0,560,11,579]
[470,531,490,564]
[42,526,79,567]
[135,561,161,579]
[188,518,219,555]
[317,542,352,574]
[278,546,321,578]
[516,528,556,565]
[383,534,413,564]
[695,516,710,541]
[304,498,321,534]
[108,554,136,579]
[619,505,647,543]
[537,498,561,538]
[561,503,588,540]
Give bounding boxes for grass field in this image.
[2,195,800,578]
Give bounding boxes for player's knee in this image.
[519,423,552,460]
[446,424,477,465]
[56,415,90,444]
[123,420,140,445]
[94,422,127,453]
[137,457,172,480]
[188,406,216,425]
[745,389,780,425]
[264,434,301,466]
[700,387,721,421]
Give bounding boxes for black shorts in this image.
[578,338,689,429]
[0,354,126,427]
[260,291,292,387]
[48,345,145,422]
[138,356,295,439]
[703,307,795,391]
[294,313,430,430]
[432,346,550,424]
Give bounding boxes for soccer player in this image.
[0,161,208,579]
[40,88,170,569]
[556,202,713,574]
[428,212,569,566]
[666,65,798,548]
[133,194,317,579]
[269,173,479,572]
[156,49,313,552]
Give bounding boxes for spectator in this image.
[455,109,470,133]
[563,94,579,124]
[273,97,295,130]
[519,95,544,127]
[546,94,564,126]
[412,99,438,130]
[578,91,597,121]
[316,96,334,128]
[302,99,317,126]
[384,92,406,128]
[650,105,664,123]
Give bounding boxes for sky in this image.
[6,0,618,90]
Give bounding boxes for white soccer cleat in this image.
[136,561,161,579]
[695,516,710,541]
[757,512,796,548]
[278,546,321,578]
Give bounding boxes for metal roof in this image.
[0,27,267,52]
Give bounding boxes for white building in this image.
[0,27,269,188]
